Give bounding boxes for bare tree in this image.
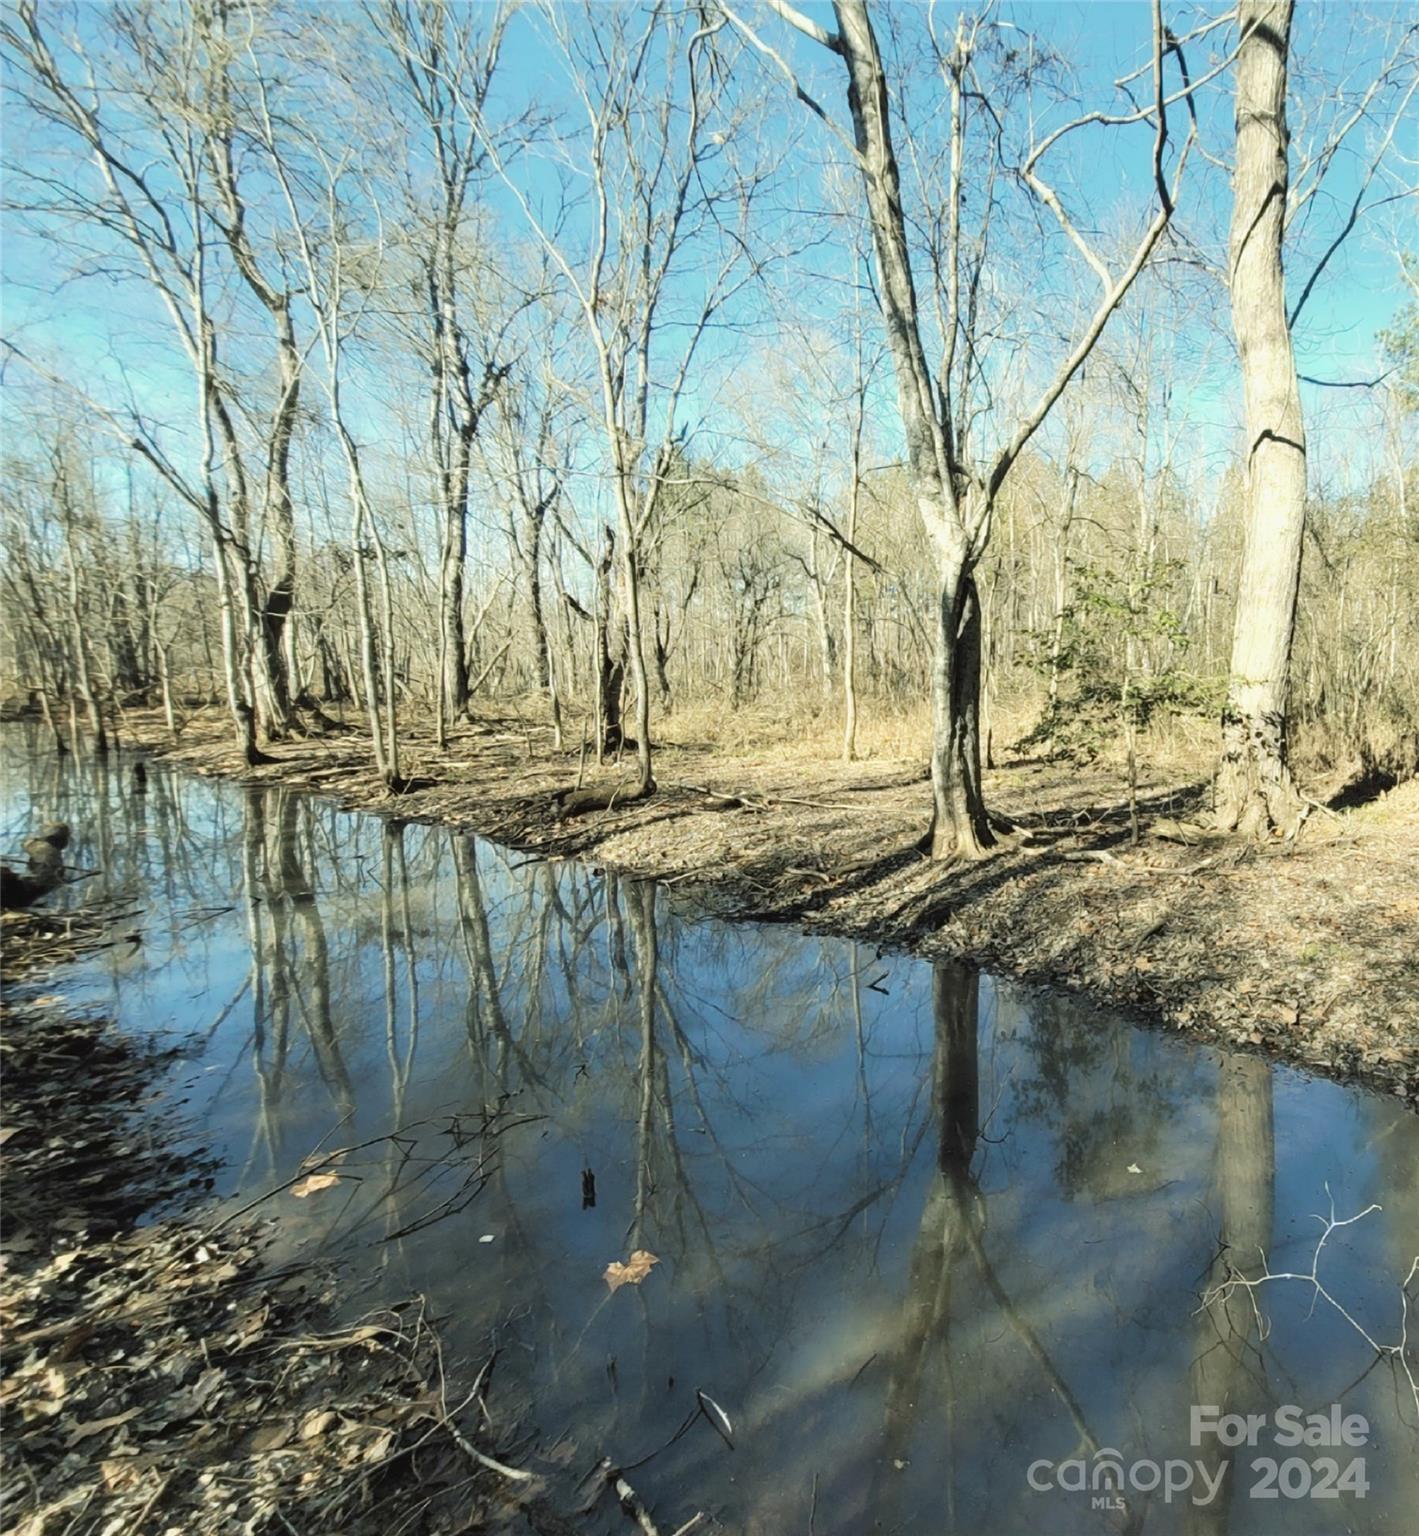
[1,1,308,761]
[481,1,769,804]
[725,0,1199,856]
[1215,0,1308,836]
[1217,0,1417,835]
[382,0,511,731]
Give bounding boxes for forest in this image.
[1,0,1414,837]
[1,3,1418,1533]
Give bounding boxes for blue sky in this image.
[1,0,1412,537]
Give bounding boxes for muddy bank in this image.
[102,706,1419,1109]
[0,911,691,1535]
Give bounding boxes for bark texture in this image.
[1217,0,1307,838]
[834,0,992,858]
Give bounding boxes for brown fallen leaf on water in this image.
[603,1249,659,1293]
[290,1173,341,1198]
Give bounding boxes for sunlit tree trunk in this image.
[1216,0,1306,837]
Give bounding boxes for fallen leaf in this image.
[0,1127,17,1146]
[1126,1163,1142,1175]
[697,1389,734,1447]
[100,1459,143,1492]
[290,1173,341,1198]
[603,1249,660,1293]
[363,1428,395,1463]
[67,1407,142,1445]
[301,1409,337,1439]
[251,1421,295,1452]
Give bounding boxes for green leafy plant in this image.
[1019,559,1224,841]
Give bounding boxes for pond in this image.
[4,738,1417,1534]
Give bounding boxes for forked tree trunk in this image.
[833,2,994,860]
[1216,0,1306,838]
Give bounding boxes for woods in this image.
[4,11,1419,1532]
[1,0,1415,842]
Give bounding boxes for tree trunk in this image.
[525,509,563,748]
[1216,0,1306,838]
[928,563,994,859]
[842,507,859,762]
[439,494,470,723]
[257,298,300,737]
[64,538,107,755]
[593,529,623,760]
[616,527,654,797]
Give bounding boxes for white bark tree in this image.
[1217,0,1417,835]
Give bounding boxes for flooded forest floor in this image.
[114,703,1418,1110]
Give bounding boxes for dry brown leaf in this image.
[363,1428,396,1463]
[66,1406,142,1445]
[290,1173,341,1198]
[301,1409,337,1439]
[603,1249,660,1293]
[251,1420,295,1452]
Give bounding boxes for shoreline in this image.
[0,887,643,1532]
[81,703,1419,1110]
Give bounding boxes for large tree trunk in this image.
[834,2,992,859]
[1216,0,1306,838]
[928,564,994,858]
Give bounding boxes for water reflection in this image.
[3,735,1416,1535]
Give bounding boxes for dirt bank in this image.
[101,705,1419,1110]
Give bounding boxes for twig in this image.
[601,1459,663,1536]
[1198,1189,1419,1420]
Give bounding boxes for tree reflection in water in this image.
[5,741,1415,1536]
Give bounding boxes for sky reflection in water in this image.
[4,742,1417,1535]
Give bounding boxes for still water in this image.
[4,741,1417,1534]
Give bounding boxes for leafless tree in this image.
[724,0,1201,856]
[1217,0,1417,835]
[480,0,771,804]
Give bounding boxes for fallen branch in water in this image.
[597,1459,705,1536]
[1198,1188,1419,1420]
